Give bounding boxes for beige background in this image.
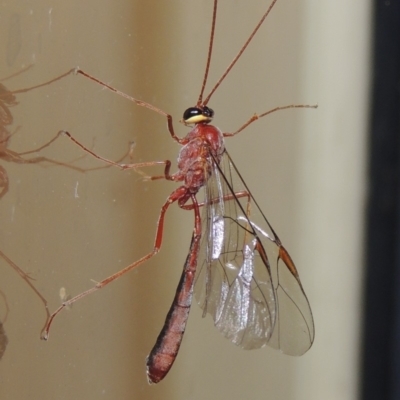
[0,0,370,399]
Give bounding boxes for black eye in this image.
[183,107,202,121]
[202,106,214,118]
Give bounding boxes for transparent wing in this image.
[194,149,314,355]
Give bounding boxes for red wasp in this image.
[42,0,316,383]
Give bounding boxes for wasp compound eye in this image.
[183,107,202,122]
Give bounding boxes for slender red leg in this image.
[11,69,77,96]
[75,69,184,144]
[146,194,202,384]
[0,250,50,330]
[223,104,318,137]
[0,64,34,83]
[0,131,132,173]
[41,185,188,340]
[59,130,169,172]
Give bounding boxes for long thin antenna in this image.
[197,0,218,106]
[203,0,278,105]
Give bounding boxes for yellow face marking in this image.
[184,114,212,125]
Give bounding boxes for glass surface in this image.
[0,1,370,399]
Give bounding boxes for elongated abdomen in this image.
[146,234,200,383]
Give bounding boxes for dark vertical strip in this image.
[361,1,400,400]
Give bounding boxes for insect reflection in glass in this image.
[0,66,131,331]
[0,66,75,327]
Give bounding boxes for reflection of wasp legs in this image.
[0,250,51,333]
[0,289,8,360]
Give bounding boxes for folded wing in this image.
[194,149,314,355]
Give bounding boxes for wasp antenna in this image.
[197,0,218,106]
[203,0,279,105]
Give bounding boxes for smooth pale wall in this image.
[0,1,370,399]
